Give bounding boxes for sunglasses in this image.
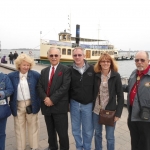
[73,54,83,57]
[49,54,59,58]
[100,61,110,63]
[135,59,145,63]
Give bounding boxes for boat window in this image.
[67,35,71,40]
[63,35,66,40]
[92,51,94,56]
[95,51,98,56]
[62,48,66,55]
[67,49,71,55]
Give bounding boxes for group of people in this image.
[8,51,19,64]
[1,51,19,64]
[0,47,150,150]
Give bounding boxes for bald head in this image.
[135,51,149,60]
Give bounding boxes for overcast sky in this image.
[0,0,150,50]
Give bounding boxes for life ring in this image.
[29,51,32,54]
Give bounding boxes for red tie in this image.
[47,66,55,96]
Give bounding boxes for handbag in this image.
[0,100,11,119]
[98,91,115,127]
[26,105,32,114]
[136,78,150,120]
[99,109,115,126]
[139,106,150,120]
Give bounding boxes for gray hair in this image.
[135,51,149,59]
[47,47,61,54]
[72,47,85,55]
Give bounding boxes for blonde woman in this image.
[93,53,124,150]
[8,54,41,150]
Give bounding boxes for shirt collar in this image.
[51,63,59,70]
[75,63,85,69]
[19,72,28,79]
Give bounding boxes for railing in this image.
[121,76,128,105]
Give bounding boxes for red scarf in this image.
[129,65,150,106]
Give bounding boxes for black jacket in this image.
[70,61,95,104]
[37,64,71,115]
[93,70,124,117]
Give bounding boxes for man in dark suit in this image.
[37,47,71,150]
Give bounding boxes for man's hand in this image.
[44,97,54,107]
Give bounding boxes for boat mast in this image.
[68,14,71,34]
[98,23,100,46]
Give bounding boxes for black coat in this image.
[37,64,71,115]
[93,70,124,117]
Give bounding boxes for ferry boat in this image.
[40,30,119,65]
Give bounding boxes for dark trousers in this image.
[0,118,7,150]
[9,59,13,64]
[128,108,150,150]
[44,113,69,150]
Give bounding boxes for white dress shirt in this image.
[17,72,31,101]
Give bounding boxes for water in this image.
[0,49,40,59]
[0,49,137,77]
[117,60,136,77]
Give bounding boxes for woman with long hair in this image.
[93,53,124,150]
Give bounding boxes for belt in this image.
[0,99,7,105]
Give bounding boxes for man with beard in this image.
[123,51,150,150]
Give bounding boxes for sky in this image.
[0,0,150,51]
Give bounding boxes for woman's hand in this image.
[114,117,119,122]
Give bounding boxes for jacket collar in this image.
[14,70,32,78]
[95,70,117,78]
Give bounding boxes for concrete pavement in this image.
[5,108,131,150]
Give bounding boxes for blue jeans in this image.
[93,113,115,150]
[70,100,93,150]
[0,118,7,150]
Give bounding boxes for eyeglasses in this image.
[49,54,59,58]
[100,61,110,63]
[135,59,145,63]
[73,54,83,57]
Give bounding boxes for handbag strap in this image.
[98,91,101,108]
[98,77,102,109]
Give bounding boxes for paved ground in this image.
[0,63,131,150]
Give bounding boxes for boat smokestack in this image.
[76,24,80,46]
